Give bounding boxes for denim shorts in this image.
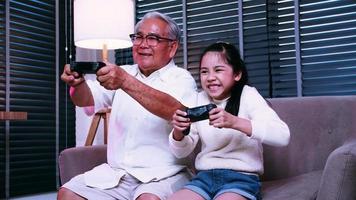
[184,169,261,200]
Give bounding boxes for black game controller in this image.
[70,61,106,75]
[182,103,217,135]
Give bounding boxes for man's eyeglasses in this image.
[129,34,175,47]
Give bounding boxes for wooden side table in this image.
[0,111,27,120]
[1,111,27,200]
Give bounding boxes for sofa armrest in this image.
[58,145,107,185]
[317,138,356,200]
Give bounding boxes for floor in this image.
[10,192,57,200]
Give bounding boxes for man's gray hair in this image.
[135,11,181,44]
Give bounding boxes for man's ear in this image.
[234,72,242,81]
[169,41,179,58]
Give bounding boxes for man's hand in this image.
[60,63,94,107]
[96,62,127,90]
[61,64,85,87]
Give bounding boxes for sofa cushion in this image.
[261,170,322,200]
[316,140,356,200]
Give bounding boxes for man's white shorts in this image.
[61,170,191,200]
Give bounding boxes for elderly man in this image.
[58,11,197,200]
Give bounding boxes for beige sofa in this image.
[59,96,356,199]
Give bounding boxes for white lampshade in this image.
[74,0,134,50]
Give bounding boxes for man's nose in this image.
[139,37,149,48]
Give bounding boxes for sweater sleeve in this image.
[244,87,290,146]
[168,124,200,158]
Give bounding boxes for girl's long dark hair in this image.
[199,42,249,116]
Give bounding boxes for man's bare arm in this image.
[97,63,186,121]
[122,74,185,121]
[69,82,94,107]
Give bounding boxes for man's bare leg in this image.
[57,187,86,200]
[136,193,161,200]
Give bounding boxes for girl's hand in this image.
[208,107,237,129]
[171,109,190,141]
[209,107,252,136]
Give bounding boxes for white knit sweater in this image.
[169,85,290,175]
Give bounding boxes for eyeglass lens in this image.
[130,34,173,47]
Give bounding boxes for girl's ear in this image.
[234,72,242,81]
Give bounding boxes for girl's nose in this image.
[207,72,216,81]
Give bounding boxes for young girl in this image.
[168,42,290,200]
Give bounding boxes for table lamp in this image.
[74,0,134,62]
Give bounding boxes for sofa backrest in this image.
[262,96,356,181]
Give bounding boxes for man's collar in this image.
[135,60,176,79]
